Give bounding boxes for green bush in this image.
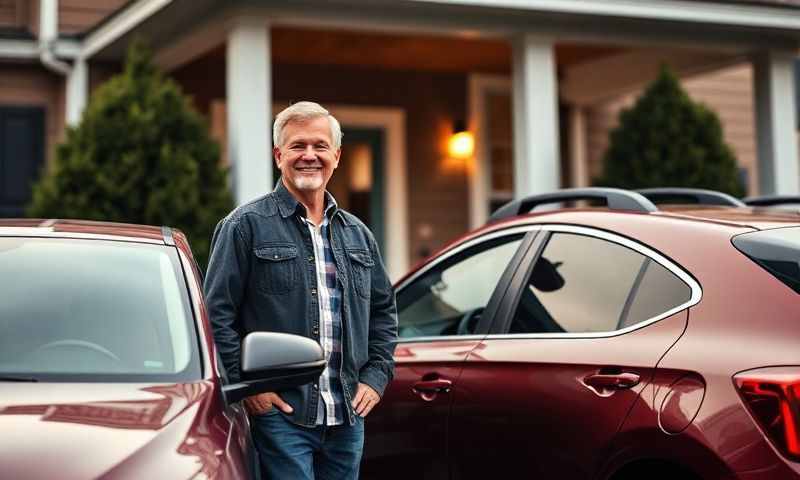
[595,66,744,197]
[28,41,232,270]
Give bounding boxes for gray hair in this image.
[272,101,342,150]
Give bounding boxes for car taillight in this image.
[734,367,800,461]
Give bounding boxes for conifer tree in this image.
[595,66,744,197]
[29,40,232,269]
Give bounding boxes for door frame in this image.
[325,105,408,281]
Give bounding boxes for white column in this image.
[512,35,560,199]
[66,57,88,126]
[226,20,272,205]
[568,105,589,188]
[753,51,800,195]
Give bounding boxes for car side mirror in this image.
[222,332,325,404]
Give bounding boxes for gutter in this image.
[38,0,71,76]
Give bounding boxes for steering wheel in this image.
[456,307,485,336]
[30,339,122,363]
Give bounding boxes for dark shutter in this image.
[0,106,45,217]
[796,58,800,129]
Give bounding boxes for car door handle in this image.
[412,379,453,395]
[583,372,640,390]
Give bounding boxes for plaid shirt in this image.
[301,197,345,426]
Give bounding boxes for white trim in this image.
[83,0,173,59]
[328,106,409,282]
[512,35,560,199]
[227,20,272,205]
[753,50,800,196]
[0,39,81,60]
[406,0,800,31]
[66,57,88,126]
[0,39,39,59]
[468,74,511,229]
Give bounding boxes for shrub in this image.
[29,40,232,269]
[595,66,744,197]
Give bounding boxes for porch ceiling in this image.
[84,0,800,66]
[270,27,620,74]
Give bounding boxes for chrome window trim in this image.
[395,225,537,292]
[485,223,702,340]
[394,225,537,343]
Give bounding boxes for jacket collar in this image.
[274,177,338,220]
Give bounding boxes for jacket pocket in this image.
[253,244,298,295]
[346,249,374,299]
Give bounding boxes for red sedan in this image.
[0,219,325,479]
[362,188,800,480]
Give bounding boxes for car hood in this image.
[0,381,222,480]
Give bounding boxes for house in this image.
[1,0,799,278]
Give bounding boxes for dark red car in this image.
[0,219,325,479]
[362,188,800,480]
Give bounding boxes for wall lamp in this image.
[447,120,475,160]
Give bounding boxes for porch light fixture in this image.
[448,120,474,160]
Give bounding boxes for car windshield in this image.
[0,237,201,382]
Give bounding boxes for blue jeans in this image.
[252,410,364,480]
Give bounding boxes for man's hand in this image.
[244,392,293,416]
[351,383,380,417]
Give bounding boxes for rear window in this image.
[732,227,800,294]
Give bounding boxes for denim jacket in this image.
[204,180,398,427]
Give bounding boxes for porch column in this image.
[753,51,800,195]
[512,35,560,199]
[568,105,589,188]
[226,20,272,205]
[65,57,88,126]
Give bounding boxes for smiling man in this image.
[204,101,398,479]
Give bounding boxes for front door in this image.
[0,107,45,217]
[361,228,534,479]
[328,128,384,253]
[449,227,695,479]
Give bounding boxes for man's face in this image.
[274,116,340,195]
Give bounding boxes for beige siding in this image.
[58,0,126,35]
[586,63,758,195]
[0,64,65,167]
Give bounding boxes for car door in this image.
[361,226,539,480]
[449,225,700,479]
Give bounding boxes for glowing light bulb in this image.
[448,131,474,159]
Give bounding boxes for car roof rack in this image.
[742,195,800,207]
[636,188,745,207]
[487,188,657,224]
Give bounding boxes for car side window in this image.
[397,235,525,338]
[509,232,690,334]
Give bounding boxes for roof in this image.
[657,205,800,230]
[0,219,167,244]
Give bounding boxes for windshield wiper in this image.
[0,375,39,382]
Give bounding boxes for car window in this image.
[509,232,690,334]
[397,234,525,338]
[621,259,691,328]
[733,226,800,294]
[0,237,201,382]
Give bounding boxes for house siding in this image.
[586,63,758,195]
[58,0,127,35]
